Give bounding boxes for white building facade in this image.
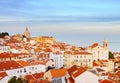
[50,52,64,69]
[86,40,109,61]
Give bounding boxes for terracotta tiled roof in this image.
[32,72,44,79]
[99,79,115,83]
[50,68,67,78]
[68,77,74,83]
[44,48,52,52]
[72,67,86,78]
[0,52,19,58]
[26,73,45,83]
[68,65,78,76]
[0,72,8,80]
[35,80,52,83]
[30,60,49,65]
[73,51,92,55]
[91,43,99,48]
[101,60,109,62]
[26,75,35,80]
[28,79,37,83]
[93,62,99,66]
[64,51,72,54]
[116,70,120,78]
[79,47,85,51]
[17,60,30,66]
[0,60,23,71]
[93,61,104,67]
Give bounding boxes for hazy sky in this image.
[0,0,120,51]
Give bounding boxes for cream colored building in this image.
[64,51,93,68]
[36,36,55,44]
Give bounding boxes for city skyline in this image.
[0,0,120,51]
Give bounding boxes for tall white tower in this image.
[103,39,108,49]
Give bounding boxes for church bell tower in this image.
[103,39,108,48]
[23,27,30,38]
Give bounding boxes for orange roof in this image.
[50,68,67,78]
[35,80,52,83]
[91,43,99,48]
[0,60,23,71]
[80,47,85,49]
[44,48,52,52]
[93,62,99,66]
[73,51,92,55]
[101,60,109,62]
[93,61,104,67]
[32,72,44,79]
[72,67,86,78]
[28,79,37,83]
[0,52,19,58]
[30,60,49,65]
[0,72,8,80]
[17,60,30,66]
[68,77,74,83]
[116,70,120,78]
[64,51,72,54]
[68,65,78,76]
[99,79,115,83]
[26,75,35,80]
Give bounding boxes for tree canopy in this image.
[109,51,114,59]
[0,32,9,38]
[8,76,28,83]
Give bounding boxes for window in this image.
[58,79,62,83]
[45,77,48,80]
[32,67,34,69]
[89,59,91,62]
[77,56,78,58]
[20,70,22,73]
[24,68,26,72]
[52,80,56,83]
[98,51,99,54]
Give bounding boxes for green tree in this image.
[8,76,17,83]
[109,51,114,59]
[8,76,28,83]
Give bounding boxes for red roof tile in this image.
[99,79,115,83]
[17,60,30,66]
[50,68,67,78]
[64,51,72,54]
[32,72,44,79]
[0,72,8,80]
[26,75,35,80]
[35,80,52,83]
[68,77,74,83]
[72,67,86,78]
[116,70,120,78]
[91,43,99,48]
[73,51,92,55]
[68,65,78,76]
[93,62,99,66]
[0,60,23,71]
[0,52,19,58]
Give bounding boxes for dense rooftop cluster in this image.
[0,28,120,83]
